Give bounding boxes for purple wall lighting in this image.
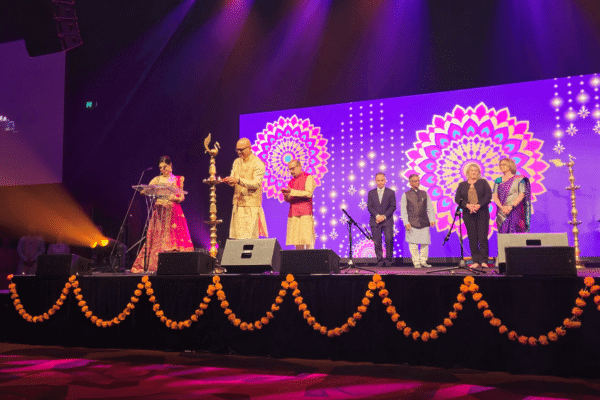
[241,73,600,258]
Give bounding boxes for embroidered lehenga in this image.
[493,175,531,233]
[131,175,193,272]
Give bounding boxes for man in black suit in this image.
[367,172,397,266]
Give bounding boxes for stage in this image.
[4,265,600,379]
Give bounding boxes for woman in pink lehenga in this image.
[131,156,193,273]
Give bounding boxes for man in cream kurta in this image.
[223,138,268,239]
[281,160,316,249]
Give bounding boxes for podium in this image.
[132,184,187,199]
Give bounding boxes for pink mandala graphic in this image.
[353,238,386,259]
[252,115,330,202]
[404,103,549,237]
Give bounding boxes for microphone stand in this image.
[110,167,151,273]
[341,209,375,272]
[428,200,485,274]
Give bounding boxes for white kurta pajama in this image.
[286,174,316,247]
[229,153,268,239]
[400,189,435,267]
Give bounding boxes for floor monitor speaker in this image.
[504,246,576,276]
[280,249,340,275]
[36,254,92,277]
[497,232,568,265]
[221,239,281,273]
[157,251,215,275]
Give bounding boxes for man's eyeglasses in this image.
[235,146,250,153]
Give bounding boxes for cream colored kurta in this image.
[229,153,268,239]
[286,174,316,246]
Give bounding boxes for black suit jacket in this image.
[455,179,492,213]
[367,187,396,227]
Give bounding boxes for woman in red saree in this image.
[131,156,193,273]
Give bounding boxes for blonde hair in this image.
[465,163,481,179]
[499,157,517,174]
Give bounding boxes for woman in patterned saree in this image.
[131,156,194,273]
[492,157,531,233]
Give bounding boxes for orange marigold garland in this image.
[469,275,594,345]
[9,275,76,323]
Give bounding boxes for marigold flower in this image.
[137,283,144,290]
[207,284,216,293]
[353,312,362,320]
[572,307,583,317]
[221,301,229,309]
[48,309,55,316]
[132,297,140,303]
[91,316,98,324]
[412,331,420,341]
[341,324,350,333]
[148,295,156,303]
[449,311,457,319]
[538,335,549,345]
[18,309,26,316]
[368,281,377,290]
[595,295,600,305]
[203,297,211,304]
[26,315,33,322]
[69,275,77,282]
[517,335,528,345]
[96,320,103,327]
[430,330,439,340]
[376,280,385,289]
[59,294,67,301]
[313,323,321,330]
[579,290,590,298]
[8,283,16,290]
[15,303,23,310]
[556,327,567,336]
[489,317,501,326]
[347,318,356,327]
[391,313,400,322]
[320,326,327,335]
[33,316,39,323]
[570,320,582,328]
[240,322,248,330]
[477,300,489,309]
[281,281,289,289]
[123,308,131,315]
[233,319,241,326]
[224,308,232,315]
[146,288,154,296]
[7,274,14,280]
[396,320,406,330]
[299,303,307,311]
[274,296,282,304]
[57,299,64,306]
[62,288,69,296]
[308,317,316,325]
[453,303,463,311]
[444,318,453,327]
[463,276,475,285]
[373,274,382,283]
[255,321,262,329]
[43,313,49,320]
[403,327,412,337]
[289,281,298,289]
[271,304,279,311]
[199,303,208,310]
[576,298,586,307]
[262,317,269,325]
[584,277,595,287]
[112,318,120,324]
[118,313,126,320]
[483,310,493,319]
[459,284,469,293]
[142,275,149,283]
[327,330,335,337]
[357,306,367,313]
[266,311,274,319]
[217,289,225,298]
[246,323,254,331]
[195,309,204,316]
[591,285,600,294]
[279,290,287,297]
[379,289,389,298]
[292,289,300,297]
[365,290,374,298]
[144,281,152,289]
[469,284,479,293]
[457,293,466,303]
[303,310,312,319]
[133,289,142,297]
[75,295,83,301]
[74,288,81,295]
[215,282,223,289]
[78,301,86,307]
[160,316,167,323]
[10,293,19,299]
[508,331,518,340]
[362,298,370,306]
[286,274,295,282]
[421,332,429,342]
[294,297,303,305]
[65,283,72,289]
[437,325,447,333]
[71,281,79,288]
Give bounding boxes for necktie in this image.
[378,189,383,202]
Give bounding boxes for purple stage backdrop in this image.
[0,40,65,186]
[240,74,600,259]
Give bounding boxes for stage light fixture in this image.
[91,242,98,248]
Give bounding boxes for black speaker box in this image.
[157,251,215,275]
[36,254,92,277]
[504,246,576,276]
[280,249,340,275]
[221,238,281,273]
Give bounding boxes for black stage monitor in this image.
[280,249,340,275]
[221,238,281,273]
[36,254,92,277]
[505,246,576,276]
[157,251,215,275]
